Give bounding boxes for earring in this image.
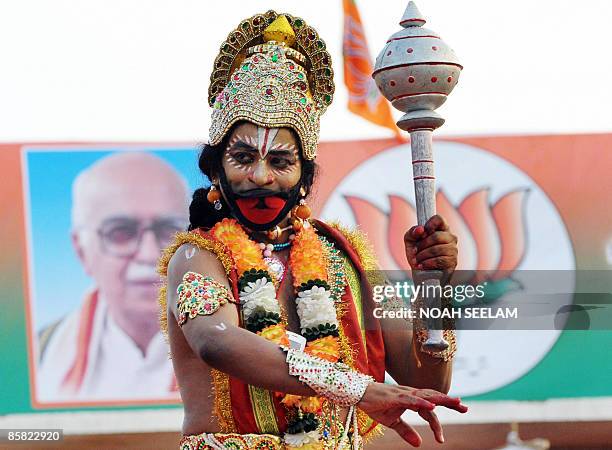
[292,197,311,231]
[207,185,223,211]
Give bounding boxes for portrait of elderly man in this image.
[37,152,189,402]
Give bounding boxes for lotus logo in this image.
[345,188,528,301]
[321,141,575,396]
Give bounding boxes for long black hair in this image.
[188,128,318,231]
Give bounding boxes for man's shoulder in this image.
[159,228,234,279]
[37,305,82,365]
[314,219,378,271]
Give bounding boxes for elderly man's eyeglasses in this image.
[97,217,187,257]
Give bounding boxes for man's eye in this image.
[105,226,137,244]
[232,152,254,163]
[270,157,292,168]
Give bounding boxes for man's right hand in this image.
[357,382,468,447]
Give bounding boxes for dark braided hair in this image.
[189,126,318,231]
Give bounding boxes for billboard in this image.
[1,134,611,416]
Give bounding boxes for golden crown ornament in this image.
[208,12,335,160]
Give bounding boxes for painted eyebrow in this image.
[267,149,296,156]
[228,141,258,151]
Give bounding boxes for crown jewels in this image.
[208,12,334,160]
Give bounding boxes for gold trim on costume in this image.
[248,385,281,435]
[211,368,238,433]
[342,254,365,344]
[326,224,386,444]
[179,432,283,450]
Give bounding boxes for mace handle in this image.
[409,129,449,351]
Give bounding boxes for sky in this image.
[1,0,611,142]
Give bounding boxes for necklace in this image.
[210,218,344,447]
[256,238,294,283]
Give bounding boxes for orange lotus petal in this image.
[305,336,340,362]
[491,189,529,279]
[345,195,398,271]
[458,189,501,279]
[436,190,478,277]
[387,195,417,275]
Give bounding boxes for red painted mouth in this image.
[236,196,287,224]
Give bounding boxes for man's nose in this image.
[249,160,274,186]
[133,229,161,262]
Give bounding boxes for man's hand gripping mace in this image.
[373,1,463,351]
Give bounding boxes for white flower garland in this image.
[283,430,321,447]
[239,277,280,319]
[296,286,338,331]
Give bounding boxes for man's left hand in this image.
[404,215,458,279]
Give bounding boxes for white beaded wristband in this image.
[285,348,374,407]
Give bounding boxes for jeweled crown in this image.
[208,12,334,160]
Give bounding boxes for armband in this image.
[285,348,374,407]
[176,271,232,326]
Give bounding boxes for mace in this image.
[373,1,462,351]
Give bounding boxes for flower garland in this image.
[210,218,342,448]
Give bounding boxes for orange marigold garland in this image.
[211,218,267,276]
[210,218,342,447]
[289,225,328,286]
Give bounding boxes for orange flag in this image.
[342,0,401,136]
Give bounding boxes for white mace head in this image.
[372,1,462,131]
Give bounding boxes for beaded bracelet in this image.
[285,348,374,407]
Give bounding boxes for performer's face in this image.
[220,122,303,226]
[71,154,188,329]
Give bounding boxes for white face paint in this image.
[225,127,300,181]
[223,123,303,190]
[256,126,280,159]
[185,246,196,260]
[215,322,227,331]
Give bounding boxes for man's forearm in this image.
[407,342,452,393]
[197,322,316,396]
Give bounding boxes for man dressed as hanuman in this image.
[159,11,467,450]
